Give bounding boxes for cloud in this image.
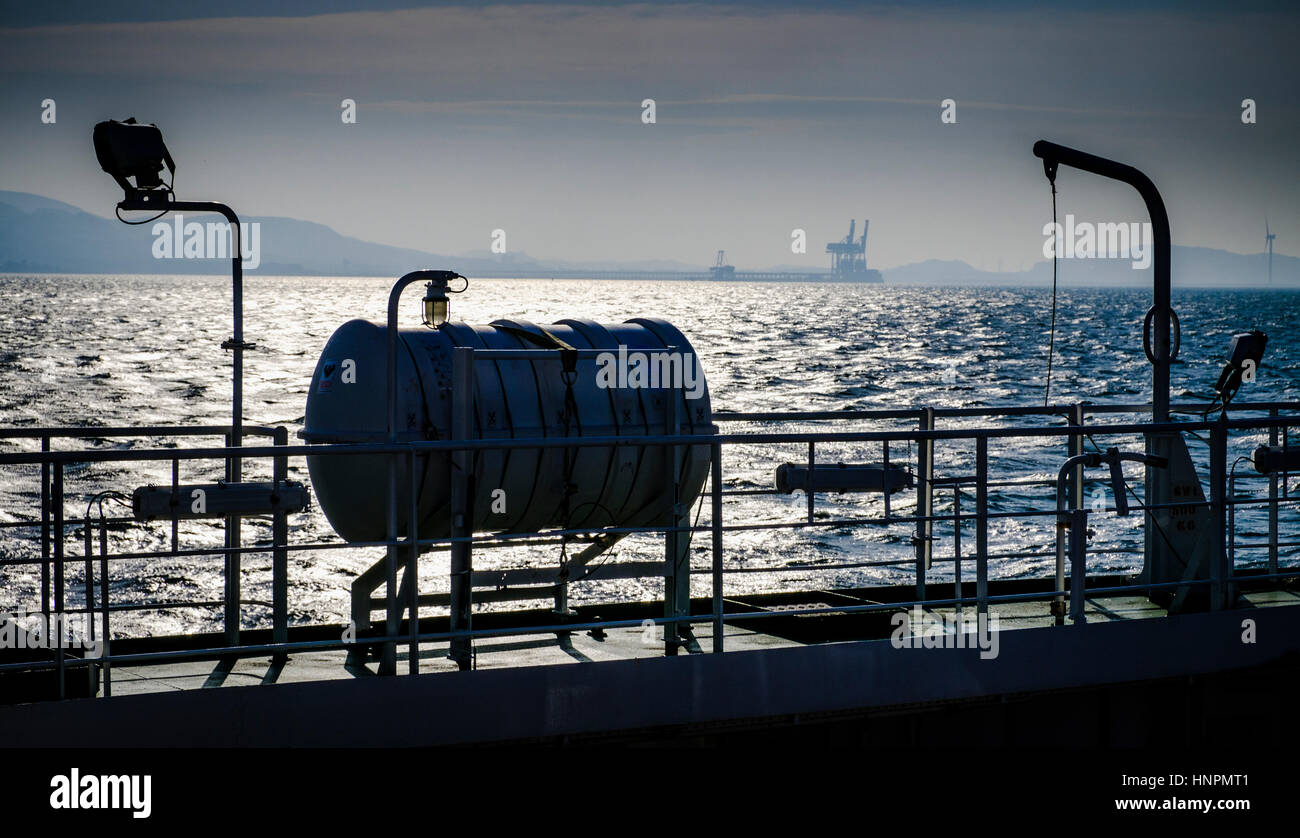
[4,2,1291,113]
[0,3,1294,267]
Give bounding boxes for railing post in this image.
[40,435,50,616]
[83,512,95,696]
[272,427,289,651]
[952,485,962,618]
[407,447,421,675]
[1210,416,1228,610]
[1228,468,1237,573]
[664,362,688,656]
[171,459,180,556]
[382,445,399,675]
[347,559,369,669]
[53,462,64,699]
[1069,508,1087,624]
[1068,404,1085,514]
[975,437,988,619]
[806,442,816,524]
[1268,408,1279,577]
[223,434,240,647]
[98,508,111,698]
[710,442,724,654]
[914,407,934,601]
[449,346,475,670]
[1057,406,1084,626]
[882,441,891,521]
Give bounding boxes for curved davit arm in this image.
[1032,140,1173,423]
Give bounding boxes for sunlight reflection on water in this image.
[1,275,1297,634]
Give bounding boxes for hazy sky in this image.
[1,1,1295,271]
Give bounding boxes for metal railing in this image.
[0,399,1297,699]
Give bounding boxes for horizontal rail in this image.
[1,415,1296,467]
[8,573,1271,677]
[0,425,280,440]
[2,400,1294,697]
[715,401,1300,422]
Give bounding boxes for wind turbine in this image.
[1266,220,1276,286]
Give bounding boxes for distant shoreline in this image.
[1,271,1296,290]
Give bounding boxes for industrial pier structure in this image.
[477,221,885,282]
[825,219,883,282]
[702,221,883,283]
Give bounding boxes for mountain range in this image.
[1,191,1294,287]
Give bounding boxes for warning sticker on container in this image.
[319,358,338,393]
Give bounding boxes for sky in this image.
[0,1,1295,271]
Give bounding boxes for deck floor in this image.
[96,589,1299,698]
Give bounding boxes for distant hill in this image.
[881,249,1299,288]
[0,191,550,276]
[0,190,1292,286]
[0,191,88,215]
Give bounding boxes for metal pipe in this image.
[882,440,891,521]
[714,401,1300,423]
[1069,508,1088,624]
[710,442,724,654]
[1068,403,1085,523]
[1032,141,1175,608]
[385,270,463,445]
[915,407,934,600]
[40,435,49,615]
[1056,451,1100,616]
[975,437,988,618]
[120,200,249,647]
[381,269,461,674]
[220,437,238,645]
[408,447,420,675]
[171,458,179,557]
[83,511,95,696]
[449,346,474,669]
[0,425,280,440]
[272,427,289,648]
[99,506,110,697]
[12,415,1300,468]
[53,463,64,698]
[1031,142,1172,424]
[664,363,685,655]
[1211,419,1228,609]
[806,442,816,524]
[1269,408,1279,576]
[117,200,247,451]
[952,484,962,618]
[1055,448,1167,621]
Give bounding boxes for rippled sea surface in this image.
[2,275,1298,636]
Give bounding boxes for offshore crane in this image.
[825,220,881,281]
[710,249,735,280]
